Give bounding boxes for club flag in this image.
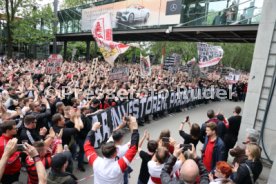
[140,53,151,77]
[92,14,130,66]
[197,42,224,68]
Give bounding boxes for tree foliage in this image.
[61,41,98,60]
[13,4,55,44]
[61,0,93,9]
[149,41,254,71]
[149,42,197,64]
[0,0,55,57]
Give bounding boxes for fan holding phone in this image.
[158,129,176,154]
[179,116,201,149]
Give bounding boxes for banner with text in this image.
[225,72,240,84]
[163,53,181,73]
[197,43,224,68]
[87,88,216,147]
[45,54,63,74]
[109,67,129,82]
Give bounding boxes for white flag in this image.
[197,43,224,68]
[91,14,130,66]
[140,54,151,77]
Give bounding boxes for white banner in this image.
[92,14,130,66]
[225,72,240,83]
[46,54,63,74]
[197,43,224,68]
[140,53,151,77]
[109,67,129,82]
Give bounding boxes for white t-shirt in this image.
[93,157,124,184]
[147,160,182,184]
[210,178,230,184]
[117,143,130,158]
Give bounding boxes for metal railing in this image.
[56,0,263,34]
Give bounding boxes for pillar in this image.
[240,0,276,181]
[86,40,90,62]
[63,41,67,60]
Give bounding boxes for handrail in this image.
[230,13,261,25]
[56,0,262,34]
[175,0,253,27]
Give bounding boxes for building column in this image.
[63,41,67,60]
[240,0,276,181]
[86,40,90,62]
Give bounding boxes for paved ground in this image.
[18,100,271,183]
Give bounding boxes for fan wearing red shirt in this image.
[202,122,226,172]
[0,121,22,184]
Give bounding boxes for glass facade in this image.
[56,0,263,34]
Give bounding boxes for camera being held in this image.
[180,144,192,152]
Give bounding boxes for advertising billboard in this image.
[81,0,182,31]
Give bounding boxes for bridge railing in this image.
[57,0,263,35]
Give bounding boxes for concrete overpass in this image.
[56,24,258,43]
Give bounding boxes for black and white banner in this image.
[163,53,181,72]
[87,88,215,147]
[197,43,224,68]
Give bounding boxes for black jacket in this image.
[233,159,263,184]
[53,125,78,146]
[47,170,77,184]
[179,130,199,148]
[161,155,209,184]
[20,126,43,144]
[30,109,51,130]
[202,137,226,170]
[77,114,91,140]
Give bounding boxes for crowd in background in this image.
[0,58,260,184]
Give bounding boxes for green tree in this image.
[149,41,197,64]
[149,42,254,71]
[1,0,35,57]
[0,0,56,58]
[61,0,93,9]
[61,41,97,60]
[13,4,55,44]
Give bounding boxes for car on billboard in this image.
[116,4,150,24]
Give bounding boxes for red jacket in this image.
[0,135,22,175]
[26,153,52,184]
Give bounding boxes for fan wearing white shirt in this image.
[107,129,132,183]
[148,147,184,184]
[84,117,139,184]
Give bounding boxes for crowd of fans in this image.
[0,58,261,184]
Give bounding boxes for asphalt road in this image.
[19,100,252,184]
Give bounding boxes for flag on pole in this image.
[160,45,166,74]
[91,14,130,66]
[161,45,166,65]
[140,53,151,77]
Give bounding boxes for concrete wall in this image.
[241,0,276,182]
[241,0,276,140]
